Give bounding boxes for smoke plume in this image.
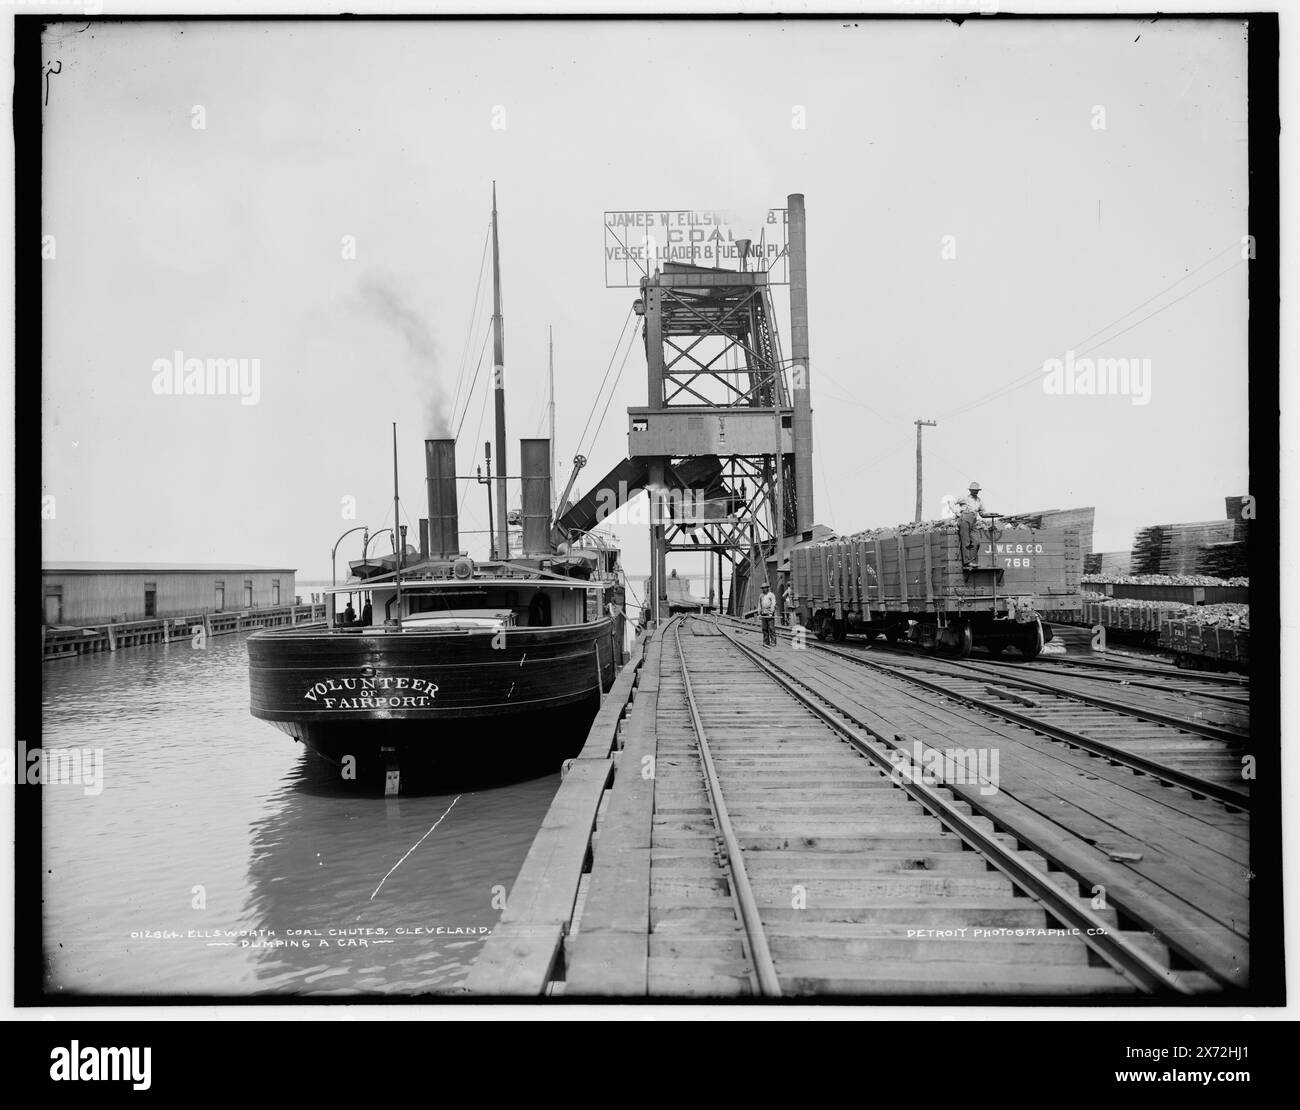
[358,272,452,437]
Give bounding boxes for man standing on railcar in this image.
[759,583,778,646]
[957,481,999,568]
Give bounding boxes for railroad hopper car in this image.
[1160,620,1249,672]
[1081,599,1182,637]
[790,524,1083,658]
[1080,600,1250,671]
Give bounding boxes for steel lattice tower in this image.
[630,195,814,618]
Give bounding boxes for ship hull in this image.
[248,616,623,766]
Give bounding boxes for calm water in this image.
[40,630,565,998]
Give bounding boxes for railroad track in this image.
[654,616,1226,997]
[995,651,1247,689]
[881,620,1249,692]
[938,656,1251,734]
[822,622,1249,696]
[741,619,1250,809]
[859,644,1251,739]
[993,657,1250,711]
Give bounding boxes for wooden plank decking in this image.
[465,617,1246,997]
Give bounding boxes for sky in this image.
[40,17,1251,584]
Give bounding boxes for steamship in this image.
[247,188,628,776]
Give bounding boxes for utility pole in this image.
[914,419,937,522]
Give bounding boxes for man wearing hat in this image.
[758,582,778,646]
[956,481,998,568]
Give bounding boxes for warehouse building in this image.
[41,563,297,625]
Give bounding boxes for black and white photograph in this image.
[10,0,1293,1061]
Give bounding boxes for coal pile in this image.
[1083,595,1250,629]
[843,518,959,542]
[1082,573,1249,587]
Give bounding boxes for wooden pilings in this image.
[42,603,327,662]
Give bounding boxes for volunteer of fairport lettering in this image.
[303,674,439,711]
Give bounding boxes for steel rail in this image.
[784,617,1246,685]
[671,621,783,997]
[705,617,1199,995]
[778,620,1251,702]
[997,653,1248,686]
[856,654,1248,746]
[803,647,1251,807]
[801,619,1247,685]
[994,663,1250,707]
[730,618,1250,809]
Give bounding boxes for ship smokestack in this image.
[425,439,459,559]
[519,438,552,557]
[788,193,814,536]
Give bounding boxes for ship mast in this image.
[392,421,403,623]
[548,325,557,513]
[490,183,509,561]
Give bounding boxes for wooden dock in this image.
[42,603,327,661]
[466,615,1247,999]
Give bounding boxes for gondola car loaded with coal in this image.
[789,516,1085,658]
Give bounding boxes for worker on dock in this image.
[759,583,778,646]
[781,580,794,626]
[957,481,999,568]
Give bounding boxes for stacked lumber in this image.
[1131,521,1237,575]
[1003,507,1095,555]
[1085,551,1132,577]
[1208,495,1251,577]
[1196,542,1249,579]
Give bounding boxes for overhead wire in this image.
[839,242,1249,476]
[816,452,837,533]
[941,258,1245,420]
[940,241,1245,420]
[583,317,639,459]
[458,364,495,516]
[573,306,634,457]
[454,325,494,442]
[449,221,493,423]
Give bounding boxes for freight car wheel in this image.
[1018,619,1045,659]
[937,622,973,658]
[884,625,900,644]
[814,617,829,642]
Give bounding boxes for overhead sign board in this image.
[603,208,789,288]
